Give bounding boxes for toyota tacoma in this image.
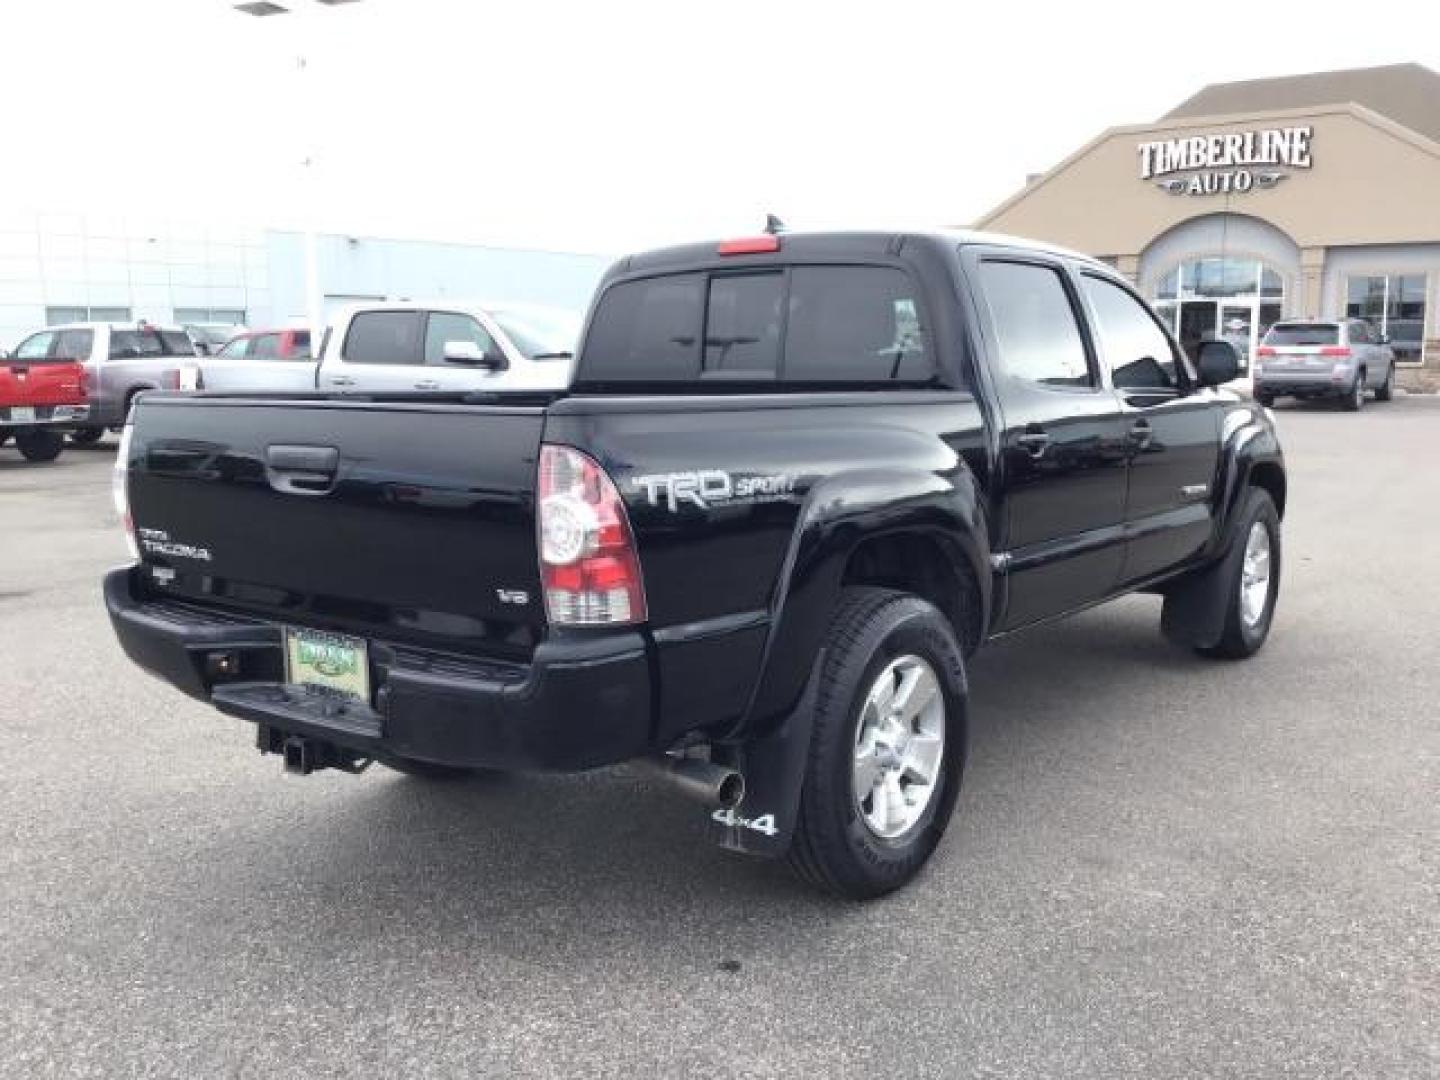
[105,230,1286,898]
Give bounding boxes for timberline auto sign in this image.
[1139,125,1313,196]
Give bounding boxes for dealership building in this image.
[0,213,608,351]
[977,63,1440,385]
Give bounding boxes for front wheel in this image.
[1375,365,1395,402]
[15,429,65,463]
[787,588,968,900]
[1196,488,1281,660]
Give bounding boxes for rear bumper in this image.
[1255,373,1350,397]
[104,566,654,770]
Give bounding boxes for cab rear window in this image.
[580,265,935,386]
[1264,323,1338,346]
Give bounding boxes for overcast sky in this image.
[2,0,1436,254]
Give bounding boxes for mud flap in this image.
[1161,526,1246,649]
[707,651,823,858]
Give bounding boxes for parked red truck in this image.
[0,328,94,462]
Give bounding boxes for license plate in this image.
[284,627,370,702]
[9,406,35,422]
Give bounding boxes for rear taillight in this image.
[537,444,646,626]
[1256,346,1276,357]
[113,423,138,560]
[1320,346,1351,357]
[162,368,182,390]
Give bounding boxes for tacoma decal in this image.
[137,527,212,563]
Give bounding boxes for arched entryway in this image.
[1138,214,1301,372]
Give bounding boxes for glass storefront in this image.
[1345,273,1428,364]
[1153,257,1286,372]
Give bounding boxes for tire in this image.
[787,588,968,900]
[1254,392,1275,408]
[382,756,489,780]
[1343,370,1366,411]
[1196,488,1281,660]
[15,429,65,463]
[1375,365,1395,402]
[68,426,106,446]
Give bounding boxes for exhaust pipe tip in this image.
[638,754,745,809]
[716,770,745,809]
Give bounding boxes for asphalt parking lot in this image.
[1,397,1437,1079]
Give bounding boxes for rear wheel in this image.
[787,588,967,900]
[1254,391,1275,408]
[1196,488,1281,660]
[15,429,64,463]
[1343,370,1366,411]
[68,426,106,446]
[1375,365,1395,402]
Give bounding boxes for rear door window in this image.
[784,266,930,382]
[1264,323,1338,346]
[160,330,196,356]
[291,330,312,358]
[109,330,165,359]
[342,311,425,366]
[978,260,1093,388]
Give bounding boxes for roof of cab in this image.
[612,228,1108,277]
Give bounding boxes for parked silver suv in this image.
[1254,319,1395,411]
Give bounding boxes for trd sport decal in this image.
[632,470,796,512]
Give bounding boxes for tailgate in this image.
[126,395,549,657]
[1,361,86,408]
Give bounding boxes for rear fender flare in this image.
[712,466,988,855]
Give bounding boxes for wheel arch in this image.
[737,465,990,739]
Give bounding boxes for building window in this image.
[46,305,132,325]
[1345,273,1427,365]
[173,307,247,326]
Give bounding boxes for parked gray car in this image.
[11,322,197,443]
[1254,319,1395,411]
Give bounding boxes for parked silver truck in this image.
[18,321,196,443]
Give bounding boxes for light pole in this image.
[233,0,363,336]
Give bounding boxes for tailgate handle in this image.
[266,444,339,495]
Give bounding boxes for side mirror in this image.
[442,340,502,369]
[1195,340,1240,387]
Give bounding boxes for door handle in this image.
[413,379,440,390]
[1016,430,1050,458]
[328,375,355,387]
[1128,420,1153,448]
[265,444,339,495]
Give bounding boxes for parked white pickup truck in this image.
[194,302,579,394]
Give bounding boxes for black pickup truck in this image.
[106,230,1285,899]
